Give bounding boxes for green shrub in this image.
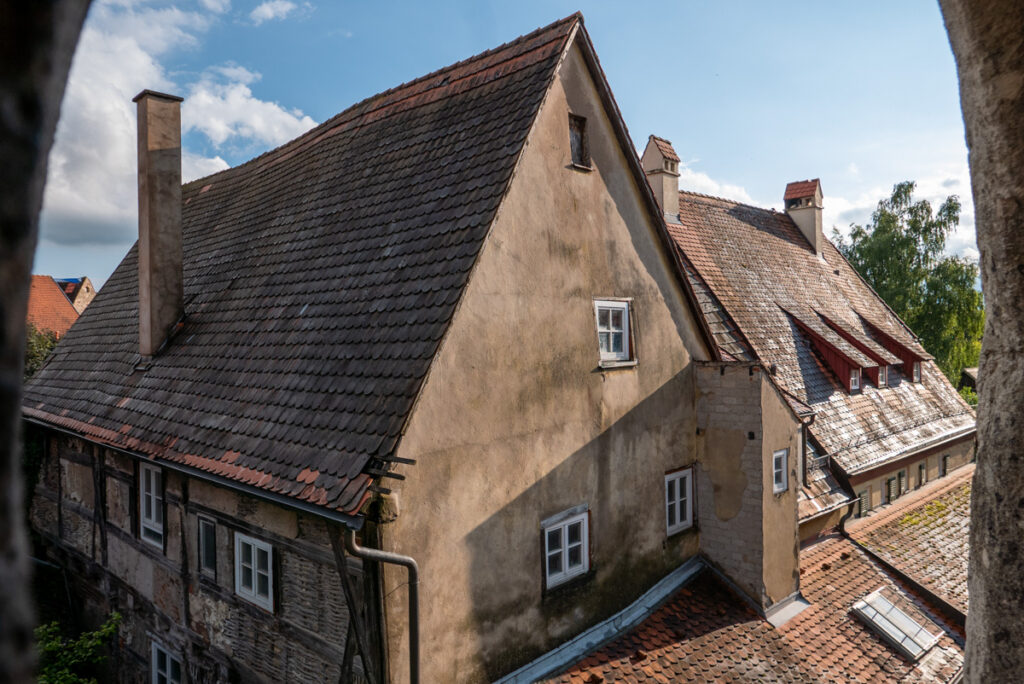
[35,611,121,684]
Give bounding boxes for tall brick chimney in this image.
[133,90,184,358]
[784,179,824,257]
[641,135,680,219]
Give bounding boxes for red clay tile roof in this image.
[649,135,679,162]
[667,191,974,476]
[27,275,79,338]
[549,537,964,683]
[848,464,973,615]
[784,179,820,200]
[22,14,581,516]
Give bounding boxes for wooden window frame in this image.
[542,508,589,589]
[772,448,789,494]
[139,463,164,549]
[594,299,633,365]
[913,361,922,382]
[234,532,274,611]
[568,114,590,169]
[850,368,861,392]
[198,516,217,579]
[151,640,183,684]
[665,469,693,536]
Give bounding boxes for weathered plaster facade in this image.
[378,40,712,683]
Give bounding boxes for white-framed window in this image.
[198,517,216,577]
[594,299,631,362]
[542,507,589,589]
[665,469,693,535]
[913,361,922,382]
[151,641,183,684]
[139,463,164,548]
[878,365,888,387]
[772,449,788,494]
[235,533,273,610]
[850,368,861,391]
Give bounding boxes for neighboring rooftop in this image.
[27,275,79,338]
[667,190,975,478]
[22,14,582,516]
[546,536,964,683]
[848,464,973,615]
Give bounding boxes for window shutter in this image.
[859,490,870,516]
[898,471,906,496]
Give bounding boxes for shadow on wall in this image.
[464,369,699,681]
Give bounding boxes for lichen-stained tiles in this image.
[22,14,582,516]
[848,465,973,615]
[665,191,974,477]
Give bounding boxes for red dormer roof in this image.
[649,135,680,162]
[27,275,79,338]
[784,178,821,200]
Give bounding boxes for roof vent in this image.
[784,179,823,256]
[641,135,680,219]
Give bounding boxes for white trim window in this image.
[235,533,274,610]
[543,508,589,588]
[850,368,861,391]
[594,299,630,362]
[878,365,888,387]
[139,463,164,548]
[772,448,789,494]
[665,470,693,535]
[151,641,183,684]
[913,361,922,382]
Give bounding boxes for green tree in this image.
[35,612,121,684]
[833,181,984,384]
[24,323,57,381]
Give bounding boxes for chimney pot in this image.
[641,135,680,219]
[135,90,184,358]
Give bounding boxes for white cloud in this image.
[199,0,231,12]
[183,150,230,182]
[250,0,297,25]
[677,163,756,205]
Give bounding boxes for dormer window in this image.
[594,299,632,364]
[850,369,861,392]
[569,114,590,168]
[913,361,921,382]
[878,365,887,387]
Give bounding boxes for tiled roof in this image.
[27,275,79,338]
[668,191,974,475]
[799,457,850,521]
[22,14,580,516]
[548,536,964,683]
[784,179,820,200]
[848,465,973,614]
[649,135,679,162]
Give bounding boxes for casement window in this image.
[878,365,888,387]
[940,454,949,477]
[594,300,631,363]
[856,489,870,517]
[235,533,274,610]
[852,588,939,661]
[568,114,590,167]
[665,469,693,535]
[139,463,164,548]
[917,463,927,489]
[897,470,907,496]
[913,361,922,382]
[542,507,589,589]
[151,641,183,684]
[772,449,788,494]
[850,368,861,392]
[198,517,216,578]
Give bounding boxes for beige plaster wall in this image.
[380,39,711,684]
[853,437,976,513]
[758,379,800,604]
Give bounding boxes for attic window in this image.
[569,114,590,168]
[594,299,633,365]
[852,589,939,660]
[850,369,861,392]
[773,449,788,494]
[878,366,887,387]
[913,361,922,382]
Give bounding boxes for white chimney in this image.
[784,179,824,256]
[133,90,184,358]
[641,135,680,219]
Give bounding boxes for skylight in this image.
[852,589,939,660]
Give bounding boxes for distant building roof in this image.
[27,275,79,338]
[666,191,975,479]
[848,464,973,615]
[546,536,964,683]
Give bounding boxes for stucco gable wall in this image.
[380,39,710,683]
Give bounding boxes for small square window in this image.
[665,470,694,535]
[235,533,273,611]
[594,299,631,363]
[772,449,788,494]
[140,463,164,549]
[542,509,589,588]
[913,361,922,382]
[569,114,589,167]
[199,517,216,577]
[151,641,183,684]
[850,368,861,392]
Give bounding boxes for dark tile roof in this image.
[27,275,79,338]
[548,537,964,683]
[848,464,973,615]
[667,191,974,475]
[784,179,820,200]
[22,14,581,516]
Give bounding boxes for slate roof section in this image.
[548,536,964,683]
[784,179,820,200]
[848,464,973,615]
[27,275,79,338]
[666,191,975,476]
[22,14,581,516]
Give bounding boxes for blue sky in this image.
[37,0,974,287]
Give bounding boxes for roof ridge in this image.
[677,188,779,214]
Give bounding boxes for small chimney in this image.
[134,90,184,358]
[641,135,680,219]
[784,179,823,256]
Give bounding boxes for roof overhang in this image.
[846,426,976,485]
